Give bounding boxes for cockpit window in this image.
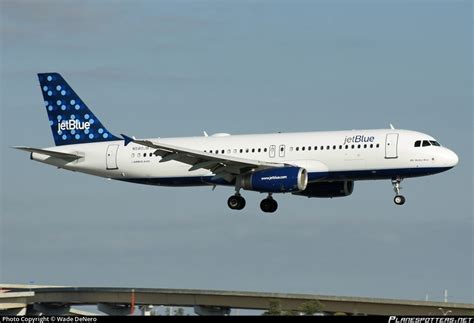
[429,140,440,146]
[422,140,431,147]
[414,140,421,147]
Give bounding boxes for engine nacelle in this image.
[241,167,308,193]
[294,181,354,198]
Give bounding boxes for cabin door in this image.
[385,133,399,159]
[106,144,119,169]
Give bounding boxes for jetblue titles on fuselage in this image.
[343,135,375,145]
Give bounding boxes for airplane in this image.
[13,73,459,213]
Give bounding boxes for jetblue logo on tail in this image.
[57,120,90,133]
[38,73,119,146]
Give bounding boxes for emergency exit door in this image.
[269,145,276,158]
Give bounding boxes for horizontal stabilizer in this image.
[12,146,81,159]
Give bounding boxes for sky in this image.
[1,0,472,307]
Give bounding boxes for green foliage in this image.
[298,300,324,315]
[262,300,282,316]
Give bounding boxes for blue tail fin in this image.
[38,73,119,146]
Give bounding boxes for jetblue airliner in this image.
[14,73,459,213]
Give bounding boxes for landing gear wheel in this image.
[391,177,406,206]
[260,198,278,213]
[394,195,406,205]
[227,195,246,210]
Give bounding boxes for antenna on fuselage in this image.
[390,123,395,130]
[203,131,209,137]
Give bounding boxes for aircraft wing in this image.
[122,135,284,182]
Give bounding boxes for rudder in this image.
[38,73,119,146]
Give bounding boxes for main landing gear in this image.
[260,194,278,213]
[227,193,246,210]
[392,177,406,205]
[227,191,278,213]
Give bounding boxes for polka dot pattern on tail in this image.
[38,72,119,146]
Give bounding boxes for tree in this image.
[262,300,282,316]
[297,300,324,315]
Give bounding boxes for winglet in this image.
[121,134,135,146]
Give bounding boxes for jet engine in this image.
[241,167,308,193]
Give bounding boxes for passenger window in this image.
[422,140,431,147]
[296,147,299,151]
[137,153,141,157]
[308,146,311,151]
[302,147,305,151]
[339,145,342,149]
[321,146,324,150]
[245,148,249,153]
[264,148,268,152]
[414,140,421,147]
[290,147,293,152]
[314,146,318,150]
[370,144,373,148]
[351,145,354,149]
[258,148,261,152]
[233,149,237,153]
[150,153,153,157]
[364,144,367,148]
[326,145,330,150]
[333,145,336,150]
[357,144,361,149]
[252,148,255,153]
[345,145,348,149]
[239,149,243,153]
[376,144,380,148]
[131,153,135,158]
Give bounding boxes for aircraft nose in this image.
[445,149,459,167]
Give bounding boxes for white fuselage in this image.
[31,128,458,188]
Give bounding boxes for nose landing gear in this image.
[392,177,406,205]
